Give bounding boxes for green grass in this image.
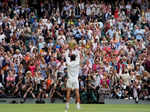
[0,104,150,112]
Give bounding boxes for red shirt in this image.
[114,9,119,19]
[29,65,36,77]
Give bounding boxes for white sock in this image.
[77,102,80,110]
[66,102,69,110]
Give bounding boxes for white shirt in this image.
[126,4,131,10]
[0,56,4,67]
[57,35,66,45]
[145,11,150,22]
[79,3,84,10]
[106,29,115,38]
[65,49,80,80]
[88,30,93,39]
[58,63,66,74]
[0,33,6,43]
[95,75,101,87]
[91,4,96,15]
[46,22,52,30]
[134,29,144,40]
[38,42,45,51]
[120,73,130,86]
[86,5,91,16]
[98,22,104,28]
[13,54,23,59]
[42,18,47,23]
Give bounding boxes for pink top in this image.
[100,79,110,88]
[92,64,97,71]
[7,76,15,82]
[92,64,100,71]
[29,65,36,76]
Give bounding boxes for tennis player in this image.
[65,48,80,111]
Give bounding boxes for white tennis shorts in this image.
[66,79,79,89]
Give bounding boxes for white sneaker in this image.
[65,103,69,110]
[77,103,80,110]
[64,110,68,112]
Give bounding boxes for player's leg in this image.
[66,88,72,102]
[74,79,80,110]
[66,88,71,110]
[75,88,80,110]
[66,79,72,110]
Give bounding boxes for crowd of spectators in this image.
[0,0,150,104]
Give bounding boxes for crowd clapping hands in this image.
[0,0,149,103]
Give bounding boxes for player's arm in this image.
[65,49,71,65]
[75,49,80,64]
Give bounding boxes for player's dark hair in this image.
[70,54,76,61]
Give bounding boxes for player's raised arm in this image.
[75,49,80,64]
[65,49,71,65]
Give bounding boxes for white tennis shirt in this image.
[65,49,80,80]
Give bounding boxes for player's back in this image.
[65,49,80,80]
[67,60,80,80]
